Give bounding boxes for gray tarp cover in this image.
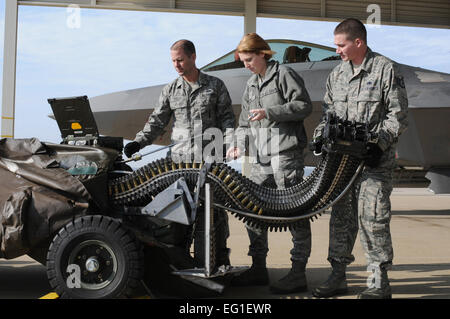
[0,138,95,259]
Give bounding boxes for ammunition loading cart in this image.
[0,96,370,298]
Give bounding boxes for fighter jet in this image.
[88,39,450,193]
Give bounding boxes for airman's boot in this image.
[269,260,307,294]
[216,248,231,267]
[231,256,269,286]
[358,270,392,299]
[312,261,348,298]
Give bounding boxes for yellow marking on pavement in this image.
[38,292,151,299]
[39,292,59,299]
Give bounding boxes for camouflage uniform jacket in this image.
[236,60,312,157]
[313,48,408,169]
[135,71,235,158]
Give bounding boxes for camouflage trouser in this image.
[327,181,359,265]
[358,170,394,269]
[246,150,312,263]
[328,169,394,269]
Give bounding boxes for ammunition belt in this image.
[108,152,363,231]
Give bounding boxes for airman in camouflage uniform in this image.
[132,66,235,162]
[124,40,235,267]
[311,19,408,299]
[227,33,312,294]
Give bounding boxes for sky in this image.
[0,2,449,161]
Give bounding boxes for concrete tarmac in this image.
[0,188,449,299]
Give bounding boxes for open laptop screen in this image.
[48,95,99,141]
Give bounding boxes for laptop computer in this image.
[48,95,99,145]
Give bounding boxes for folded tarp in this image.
[0,138,92,259]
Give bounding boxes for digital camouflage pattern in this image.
[134,70,235,265]
[247,149,311,263]
[236,60,312,156]
[326,180,359,265]
[135,71,235,161]
[314,48,408,269]
[236,60,313,264]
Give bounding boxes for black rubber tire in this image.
[46,215,143,299]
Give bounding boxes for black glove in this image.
[365,143,383,168]
[124,141,140,158]
[309,139,323,155]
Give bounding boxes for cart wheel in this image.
[46,215,143,299]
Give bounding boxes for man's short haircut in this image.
[171,39,196,57]
[334,18,367,43]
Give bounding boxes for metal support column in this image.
[204,183,213,277]
[244,0,256,34]
[1,0,19,138]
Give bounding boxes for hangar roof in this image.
[18,0,450,29]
